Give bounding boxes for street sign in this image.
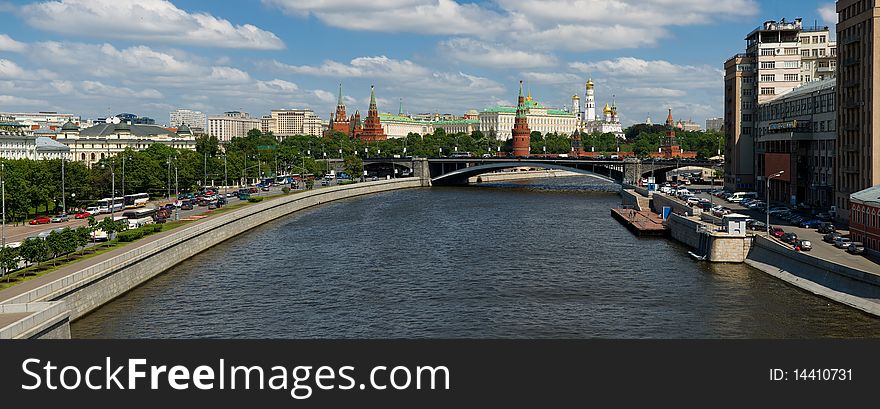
[662,206,672,222]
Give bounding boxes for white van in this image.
[728,192,758,203]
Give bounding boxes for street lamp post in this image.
[121,154,125,198]
[1,161,5,247]
[61,158,66,214]
[766,171,785,237]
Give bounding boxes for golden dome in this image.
[603,102,612,114]
[586,78,594,89]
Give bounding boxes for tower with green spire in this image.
[512,80,531,156]
[360,85,387,141]
[330,82,350,135]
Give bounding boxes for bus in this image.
[96,197,125,214]
[124,193,150,208]
[122,207,157,220]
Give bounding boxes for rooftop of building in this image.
[852,185,880,207]
[79,123,182,138]
[771,77,836,101]
[35,136,70,151]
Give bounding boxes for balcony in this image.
[817,66,835,73]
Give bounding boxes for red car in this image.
[770,227,785,238]
[74,211,91,219]
[29,216,51,225]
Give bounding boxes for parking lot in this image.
[691,190,880,273]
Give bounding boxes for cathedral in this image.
[578,78,625,139]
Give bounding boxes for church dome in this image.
[61,121,78,131]
[603,103,612,114]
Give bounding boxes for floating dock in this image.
[611,208,668,237]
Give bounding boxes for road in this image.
[1,185,289,245]
[691,191,880,273]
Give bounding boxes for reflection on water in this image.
[73,176,880,338]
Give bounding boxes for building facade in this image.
[263,109,323,138]
[706,117,724,131]
[835,0,880,222]
[57,122,196,167]
[799,26,837,83]
[724,18,835,193]
[169,109,207,133]
[850,185,880,255]
[755,78,836,207]
[479,91,577,140]
[0,132,72,160]
[0,111,80,129]
[207,111,260,142]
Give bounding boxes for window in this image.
[785,47,799,55]
[761,74,775,82]
[784,74,799,81]
[819,35,826,43]
[761,61,776,69]
[802,36,811,44]
[783,61,800,68]
[761,87,775,95]
[801,49,810,57]
[761,48,776,56]
[819,48,826,56]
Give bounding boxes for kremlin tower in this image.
[329,83,350,135]
[358,85,387,142]
[650,108,697,159]
[512,81,531,157]
[584,78,596,122]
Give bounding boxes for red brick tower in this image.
[359,85,387,142]
[349,110,362,139]
[512,80,531,157]
[329,83,350,135]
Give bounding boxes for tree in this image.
[19,238,48,270]
[45,231,65,266]
[98,216,125,241]
[60,228,79,261]
[195,135,220,156]
[0,246,20,282]
[343,155,363,180]
[74,226,91,255]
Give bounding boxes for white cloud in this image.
[621,87,687,98]
[31,42,199,78]
[439,38,557,68]
[265,0,507,37]
[818,3,836,26]
[0,95,50,106]
[313,89,337,104]
[267,56,432,78]
[0,34,25,52]
[570,57,721,88]
[256,79,299,93]
[521,72,582,84]
[0,59,55,80]
[80,80,163,99]
[21,0,284,50]
[209,67,251,83]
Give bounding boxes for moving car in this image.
[181,202,194,211]
[74,211,92,219]
[817,223,836,234]
[29,216,51,225]
[781,232,799,245]
[847,242,866,255]
[799,219,823,228]
[51,214,70,223]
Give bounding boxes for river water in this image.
[72,176,880,338]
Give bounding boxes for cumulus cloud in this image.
[0,95,49,106]
[520,72,582,84]
[0,59,55,80]
[21,0,284,49]
[0,34,25,52]
[80,80,163,99]
[439,38,557,68]
[818,3,837,26]
[267,56,432,79]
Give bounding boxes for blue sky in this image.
[0,0,837,127]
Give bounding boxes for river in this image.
[72,176,880,338]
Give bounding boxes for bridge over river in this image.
[362,157,723,186]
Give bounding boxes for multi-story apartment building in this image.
[799,26,837,83]
[725,18,834,193]
[837,0,880,223]
[207,111,260,142]
[755,78,836,208]
[705,117,724,132]
[261,109,323,138]
[0,111,80,130]
[724,53,757,191]
[169,109,207,133]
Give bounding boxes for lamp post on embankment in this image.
[766,170,785,237]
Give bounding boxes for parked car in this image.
[181,202,194,211]
[799,219,823,228]
[29,216,51,225]
[771,227,785,238]
[248,187,258,193]
[781,232,799,244]
[686,197,701,205]
[789,216,805,225]
[50,214,70,223]
[261,186,270,191]
[797,240,812,251]
[847,242,866,255]
[823,232,841,243]
[817,223,836,234]
[74,211,91,219]
[747,220,767,230]
[833,237,852,249]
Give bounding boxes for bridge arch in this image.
[431,162,619,185]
